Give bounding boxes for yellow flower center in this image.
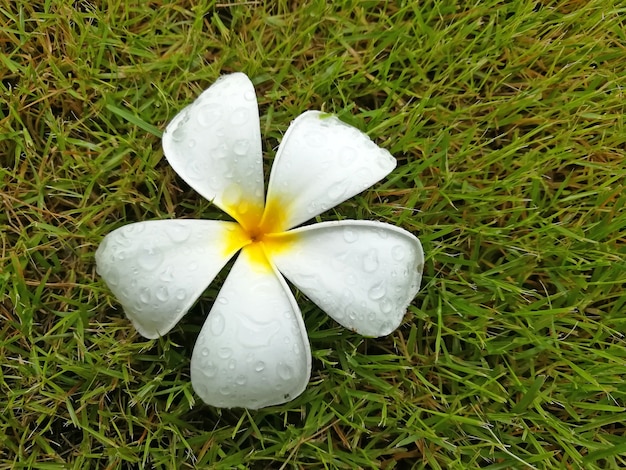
[222,195,295,269]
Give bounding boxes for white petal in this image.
[162,73,264,222]
[270,221,424,337]
[95,220,246,339]
[191,245,311,409]
[263,111,397,231]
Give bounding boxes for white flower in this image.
[95,73,424,409]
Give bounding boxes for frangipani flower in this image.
[96,73,424,409]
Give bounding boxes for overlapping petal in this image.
[162,73,264,223]
[263,111,397,231]
[95,220,246,339]
[190,245,311,409]
[269,221,424,337]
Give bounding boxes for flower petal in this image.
[95,220,246,339]
[190,245,311,409]
[263,111,397,230]
[162,73,264,222]
[270,221,424,337]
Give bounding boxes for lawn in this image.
[1,0,625,468]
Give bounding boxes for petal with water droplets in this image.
[269,220,424,337]
[264,111,397,231]
[162,73,264,223]
[191,245,311,409]
[95,220,247,339]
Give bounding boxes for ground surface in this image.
[1,0,625,468]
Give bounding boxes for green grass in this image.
[1,0,625,468]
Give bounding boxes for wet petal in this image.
[270,221,424,337]
[263,111,397,230]
[191,245,311,409]
[95,220,246,339]
[162,73,264,222]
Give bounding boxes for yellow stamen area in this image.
[221,195,296,269]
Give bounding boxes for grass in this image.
[1,0,625,468]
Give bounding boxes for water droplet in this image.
[307,131,324,147]
[171,125,185,142]
[218,296,229,305]
[368,281,386,300]
[255,361,265,372]
[277,363,293,381]
[187,139,196,148]
[137,247,164,270]
[235,375,247,385]
[231,107,249,125]
[228,359,236,370]
[139,287,151,304]
[166,223,191,243]
[380,298,393,314]
[392,245,406,261]
[203,362,217,377]
[210,312,225,336]
[219,385,231,396]
[201,347,209,357]
[362,249,379,272]
[339,146,356,167]
[223,184,242,206]
[328,182,347,201]
[244,90,256,102]
[377,229,389,239]
[197,104,222,127]
[343,227,358,243]
[175,288,187,300]
[218,347,233,359]
[156,285,169,302]
[116,252,126,261]
[159,266,175,282]
[347,309,357,321]
[233,139,250,156]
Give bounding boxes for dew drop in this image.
[218,296,229,305]
[306,131,324,147]
[328,182,347,201]
[380,298,393,314]
[201,347,210,357]
[159,266,175,282]
[343,227,358,243]
[362,249,379,273]
[223,184,242,206]
[392,245,406,261]
[197,104,222,127]
[228,359,236,370]
[166,223,191,243]
[244,90,256,102]
[203,362,217,378]
[255,361,265,372]
[235,375,247,385]
[233,139,250,156]
[210,312,225,336]
[277,363,293,381]
[187,139,196,148]
[175,288,187,300]
[368,281,386,300]
[231,107,249,125]
[155,285,169,302]
[219,385,231,396]
[171,126,185,142]
[339,146,356,168]
[218,347,233,359]
[137,247,164,270]
[139,287,151,304]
